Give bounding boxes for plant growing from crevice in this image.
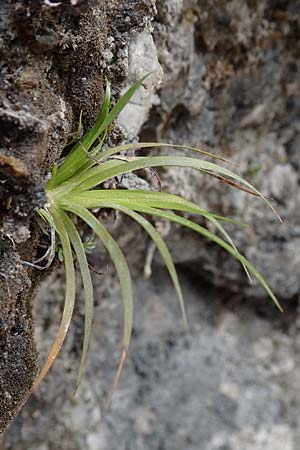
[32,75,282,405]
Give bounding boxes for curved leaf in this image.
[68,156,280,220]
[92,142,237,166]
[131,206,283,312]
[32,206,76,391]
[61,211,94,390]
[64,203,134,351]
[66,189,247,226]
[68,191,251,282]
[80,201,188,328]
[53,75,150,186]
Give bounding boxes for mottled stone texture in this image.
[4,269,300,450]
[147,0,300,300]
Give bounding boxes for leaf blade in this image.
[32,206,76,391]
[129,206,283,312]
[64,203,134,350]
[68,155,280,220]
[68,191,251,282]
[52,75,150,186]
[60,210,94,390]
[66,189,247,226]
[69,196,282,312]
[91,142,237,166]
[82,201,188,328]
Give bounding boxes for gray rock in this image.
[145,0,300,300]
[117,31,163,138]
[3,268,299,449]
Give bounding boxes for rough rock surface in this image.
[3,268,300,450]
[1,0,300,446]
[0,0,156,433]
[144,0,300,300]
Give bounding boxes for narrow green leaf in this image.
[74,200,188,328]
[66,189,246,226]
[57,137,236,193]
[56,80,111,184]
[64,203,134,350]
[52,75,150,187]
[67,155,279,220]
[68,194,281,311]
[67,189,210,213]
[120,209,188,328]
[67,191,250,281]
[50,159,123,197]
[90,142,237,166]
[118,205,283,312]
[32,206,76,391]
[99,74,150,136]
[60,211,94,390]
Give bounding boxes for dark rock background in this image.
[1,0,300,448]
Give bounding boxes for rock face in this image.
[3,269,300,450]
[1,0,300,444]
[146,0,300,300]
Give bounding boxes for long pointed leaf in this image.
[73,201,281,312]
[56,139,236,192]
[64,204,133,350]
[137,207,282,311]
[65,190,246,257]
[66,189,247,226]
[60,211,94,390]
[91,142,237,166]
[67,156,280,220]
[67,191,250,281]
[48,82,111,190]
[32,206,76,391]
[64,203,134,405]
[53,75,150,186]
[74,200,188,328]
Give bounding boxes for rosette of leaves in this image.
[33,75,282,404]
